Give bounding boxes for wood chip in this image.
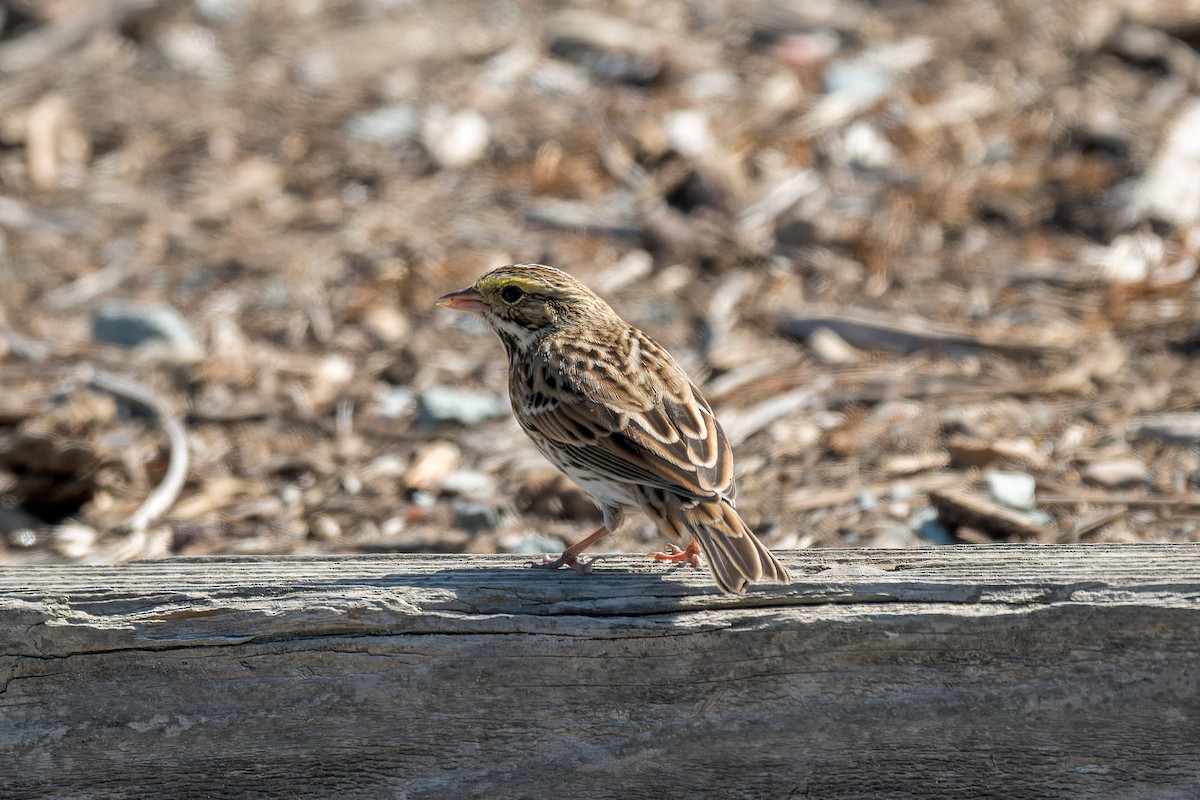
[403,441,462,492]
[929,488,1058,542]
[948,437,1049,470]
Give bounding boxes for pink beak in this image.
[436,285,486,313]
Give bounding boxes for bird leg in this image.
[530,525,610,573]
[648,539,704,569]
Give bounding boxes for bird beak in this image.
[436,285,486,313]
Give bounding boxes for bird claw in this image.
[648,543,703,569]
[529,554,602,573]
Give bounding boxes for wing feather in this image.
[522,330,735,502]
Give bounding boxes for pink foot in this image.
[529,553,602,573]
[648,542,703,569]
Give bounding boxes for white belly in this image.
[560,464,639,509]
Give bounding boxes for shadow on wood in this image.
[2,545,1199,799]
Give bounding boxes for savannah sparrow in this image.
[437,263,790,594]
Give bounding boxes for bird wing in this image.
[523,330,735,503]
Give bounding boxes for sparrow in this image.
[437,263,790,594]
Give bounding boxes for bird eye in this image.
[501,285,524,303]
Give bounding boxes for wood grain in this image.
[2,545,1199,799]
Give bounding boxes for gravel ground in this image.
[0,0,1198,566]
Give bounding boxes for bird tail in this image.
[656,494,791,594]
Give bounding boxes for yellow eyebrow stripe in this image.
[477,275,545,295]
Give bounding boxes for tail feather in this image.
[655,493,790,594]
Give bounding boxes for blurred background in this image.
[0,0,1197,566]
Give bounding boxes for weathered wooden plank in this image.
[2,545,1199,799]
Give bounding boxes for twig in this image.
[1039,494,1200,509]
[777,306,1076,357]
[737,170,819,232]
[83,366,189,533]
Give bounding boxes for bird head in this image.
[437,264,614,351]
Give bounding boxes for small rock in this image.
[421,108,490,169]
[51,523,97,560]
[280,485,303,509]
[870,525,915,548]
[363,453,407,480]
[418,386,506,426]
[833,121,895,170]
[683,70,740,102]
[1083,458,1148,489]
[501,532,567,555]
[917,517,955,545]
[1095,232,1160,284]
[193,0,250,24]
[403,441,461,492]
[375,385,416,420]
[529,61,591,96]
[757,70,803,119]
[986,470,1037,511]
[807,326,862,365]
[309,515,342,542]
[343,104,420,144]
[440,469,495,501]
[665,110,715,156]
[452,500,502,534]
[93,301,203,361]
[7,528,37,548]
[155,25,230,81]
[587,52,661,84]
[909,507,954,544]
[380,516,406,538]
[308,355,355,407]
[294,50,339,91]
[823,58,893,105]
[855,490,878,512]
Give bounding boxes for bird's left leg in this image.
[648,538,703,569]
